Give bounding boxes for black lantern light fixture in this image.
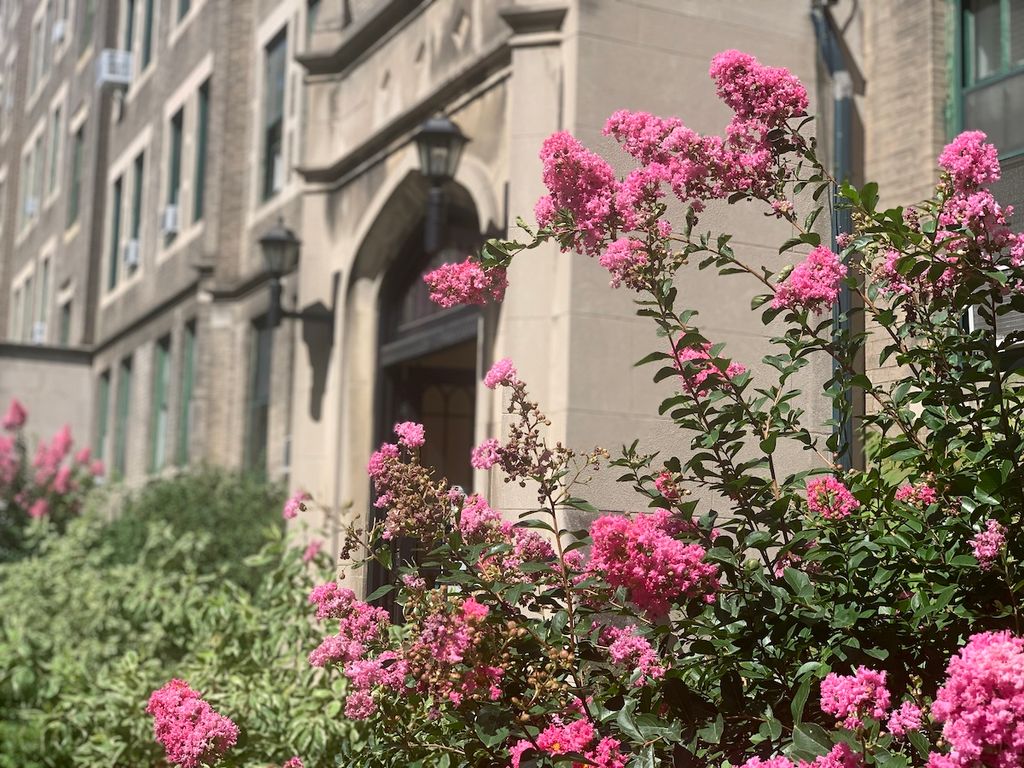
[413,114,469,254]
[258,217,305,330]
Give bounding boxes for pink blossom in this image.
[820,666,891,730]
[308,591,391,668]
[471,438,501,470]
[709,49,808,127]
[484,358,517,389]
[53,465,72,494]
[282,758,304,768]
[971,519,1006,570]
[895,482,938,508]
[737,759,796,768]
[772,246,847,315]
[835,233,853,249]
[674,343,746,398]
[599,238,649,289]
[424,258,507,308]
[939,131,1001,194]
[587,509,719,617]
[806,476,860,521]
[367,443,399,478]
[89,459,105,477]
[28,499,49,519]
[459,494,511,544]
[393,421,426,449]
[283,489,310,519]
[510,718,627,768]
[802,743,862,768]
[2,398,27,431]
[344,689,376,719]
[536,131,617,255]
[930,631,1024,768]
[887,701,924,738]
[654,470,679,502]
[603,624,665,686]
[146,679,239,768]
[74,446,91,464]
[302,539,323,563]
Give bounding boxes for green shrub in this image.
[0,472,353,768]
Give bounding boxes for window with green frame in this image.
[178,0,191,22]
[96,369,110,461]
[151,336,170,471]
[262,29,287,201]
[129,150,144,274]
[177,321,196,465]
[114,356,132,478]
[59,300,71,345]
[194,80,209,221]
[245,319,272,475]
[79,0,95,54]
[107,176,122,290]
[959,0,1024,155]
[141,0,155,69]
[167,108,183,242]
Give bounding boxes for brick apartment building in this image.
[0,1,1019,565]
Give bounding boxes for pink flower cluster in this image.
[307,582,391,667]
[887,700,924,738]
[146,679,239,768]
[282,489,310,519]
[470,437,501,470]
[484,358,518,389]
[2,398,26,430]
[602,624,665,686]
[458,493,555,581]
[971,519,1007,571]
[806,476,860,521]
[535,131,618,255]
[674,343,746,398]
[282,758,304,768]
[599,238,649,289]
[929,631,1024,768]
[654,470,680,502]
[509,717,627,768]
[709,49,809,128]
[939,131,1002,195]
[738,744,862,768]
[302,538,323,563]
[587,509,718,617]
[820,666,892,730]
[772,246,847,315]
[895,481,938,508]
[367,423,452,541]
[423,257,508,308]
[393,421,425,449]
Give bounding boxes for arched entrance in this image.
[368,193,483,601]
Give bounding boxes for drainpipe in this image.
[812,1,855,471]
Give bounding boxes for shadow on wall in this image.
[302,271,341,422]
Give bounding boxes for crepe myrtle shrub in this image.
[188,50,1024,767]
[0,398,104,562]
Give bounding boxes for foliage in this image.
[0,473,352,768]
[205,51,1024,767]
[0,398,102,563]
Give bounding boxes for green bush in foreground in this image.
[0,471,353,768]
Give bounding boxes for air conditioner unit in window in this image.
[123,238,140,269]
[30,321,46,344]
[161,205,180,236]
[24,196,38,217]
[96,49,132,89]
[52,19,66,45]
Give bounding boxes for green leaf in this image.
[791,723,833,760]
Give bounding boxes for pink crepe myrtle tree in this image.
[164,50,1024,768]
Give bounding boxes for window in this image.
[167,107,183,226]
[141,0,154,69]
[47,104,62,197]
[177,321,195,465]
[245,319,272,473]
[21,275,32,342]
[37,258,50,338]
[79,0,94,54]
[307,0,321,46]
[19,151,31,228]
[29,17,43,94]
[261,30,287,201]
[151,336,170,471]
[178,0,190,22]
[961,0,1024,155]
[8,286,20,340]
[114,355,133,478]
[96,370,110,460]
[128,150,144,274]
[32,133,44,213]
[124,0,136,52]
[59,300,71,344]
[67,124,84,226]
[108,176,123,290]
[194,80,209,221]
